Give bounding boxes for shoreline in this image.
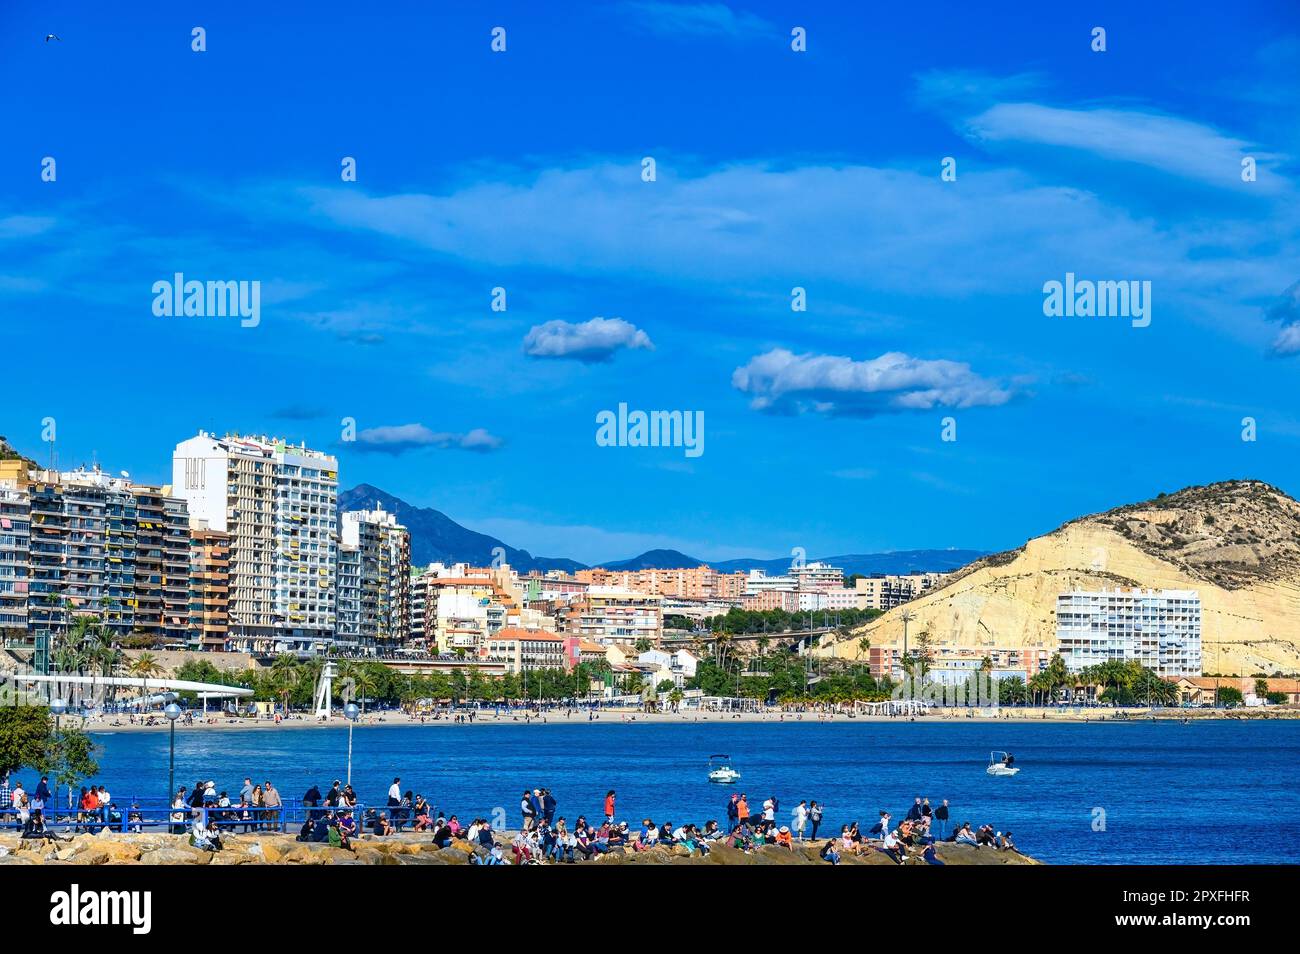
[74,706,1300,733]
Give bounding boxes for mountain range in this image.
[338,484,984,576]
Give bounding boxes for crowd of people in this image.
[818,795,1017,866]
[4,767,1021,864]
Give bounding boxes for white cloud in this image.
[355,423,504,454]
[522,317,654,362]
[298,164,1210,296]
[964,103,1275,190]
[732,348,1014,416]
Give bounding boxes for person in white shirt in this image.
[882,828,904,863]
[388,777,401,809]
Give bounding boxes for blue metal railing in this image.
[0,797,416,834]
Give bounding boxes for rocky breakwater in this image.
[0,829,1040,866]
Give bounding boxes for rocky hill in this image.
[822,480,1300,675]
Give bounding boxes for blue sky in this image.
[3,1,1299,564]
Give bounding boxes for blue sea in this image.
[80,718,1300,864]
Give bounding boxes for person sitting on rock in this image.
[431,819,454,849]
[774,826,794,850]
[880,828,905,864]
[819,839,840,865]
[327,818,352,851]
[191,817,221,852]
[21,810,56,841]
[338,811,357,839]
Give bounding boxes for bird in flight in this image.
[45,34,62,42]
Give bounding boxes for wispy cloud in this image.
[355,424,504,454]
[296,163,1233,297]
[523,317,654,362]
[964,103,1276,190]
[732,349,1015,417]
[617,1,772,39]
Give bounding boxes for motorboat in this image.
[986,750,1020,776]
[707,754,741,783]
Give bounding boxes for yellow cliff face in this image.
[823,521,1300,675]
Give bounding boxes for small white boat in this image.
[707,754,741,784]
[986,750,1019,777]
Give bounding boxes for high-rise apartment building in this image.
[19,467,188,644]
[338,506,411,649]
[172,433,338,653]
[188,523,231,650]
[0,480,30,634]
[1055,588,1202,677]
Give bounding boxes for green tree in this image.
[0,706,51,776]
[37,726,99,813]
[997,676,1028,706]
[1217,685,1244,707]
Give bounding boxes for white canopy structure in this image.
[16,673,253,711]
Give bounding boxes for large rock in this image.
[142,847,211,865]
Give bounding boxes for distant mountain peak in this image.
[339,484,985,578]
[337,485,583,574]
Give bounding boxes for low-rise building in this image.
[483,627,567,673]
[855,573,949,611]
[565,587,663,645]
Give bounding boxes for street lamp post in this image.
[50,697,67,825]
[344,702,359,785]
[164,695,181,812]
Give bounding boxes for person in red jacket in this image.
[603,790,616,822]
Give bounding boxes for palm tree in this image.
[269,654,301,714]
[857,637,871,661]
[127,653,164,712]
[350,665,379,714]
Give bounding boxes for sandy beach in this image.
[69,705,1299,733]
